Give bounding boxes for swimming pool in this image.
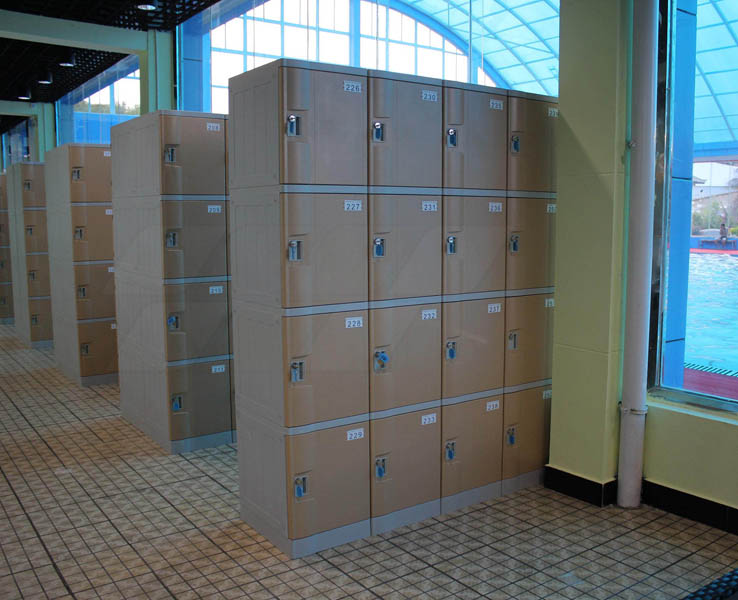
[684,253,738,372]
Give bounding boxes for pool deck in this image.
[690,247,738,255]
[684,368,738,400]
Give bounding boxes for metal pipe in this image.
[617,0,659,508]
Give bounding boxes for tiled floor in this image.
[0,324,737,600]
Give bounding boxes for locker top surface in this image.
[51,143,110,150]
[231,58,367,84]
[508,89,558,103]
[442,80,509,96]
[367,69,443,87]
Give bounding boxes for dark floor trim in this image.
[544,466,617,507]
[681,567,738,600]
[642,480,738,534]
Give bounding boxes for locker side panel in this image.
[504,294,554,387]
[502,386,551,480]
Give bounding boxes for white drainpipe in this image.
[617,0,659,508]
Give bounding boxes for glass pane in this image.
[211,51,244,87]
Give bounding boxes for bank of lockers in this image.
[46,144,117,385]
[112,112,233,453]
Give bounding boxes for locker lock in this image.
[509,234,520,254]
[77,286,87,299]
[167,314,180,331]
[290,360,305,383]
[30,314,39,325]
[71,167,82,181]
[445,340,457,360]
[286,114,301,137]
[506,425,517,446]
[373,237,386,258]
[446,235,457,255]
[0,260,4,269]
[372,121,384,142]
[287,239,302,261]
[507,331,519,351]
[80,343,90,356]
[164,146,177,163]
[294,475,308,498]
[23,180,32,191]
[74,227,85,241]
[26,226,34,236]
[511,134,521,154]
[28,270,37,281]
[171,394,183,412]
[447,128,458,148]
[445,441,456,461]
[0,297,6,306]
[373,350,390,372]
[375,457,387,479]
[165,230,178,248]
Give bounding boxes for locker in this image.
[160,114,227,195]
[505,294,554,387]
[283,311,369,427]
[280,65,368,186]
[370,409,441,518]
[442,299,505,399]
[442,396,504,498]
[72,205,114,262]
[164,282,230,361]
[28,298,52,341]
[78,321,119,377]
[282,193,367,307]
[369,72,442,187]
[0,248,11,283]
[508,94,558,193]
[0,212,9,246]
[23,210,48,254]
[26,254,50,297]
[286,422,370,539]
[74,264,116,320]
[502,386,551,480]
[69,146,112,203]
[443,195,506,295]
[506,197,555,290]
[443,84,507,190]
[167,359,232,440]
[369,195,442,301]
[0,173,6,209]
[162,200,228,278]
[0,285,12,319]
[370,304,441,412]
[18,164,45,208]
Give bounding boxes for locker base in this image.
[371,499,441,536]
[441,482,502,515]
[79,373,118,387]
[32,340,53,349]
[169,430,235,454]
[0,318,13,325]
[501,468,545,496]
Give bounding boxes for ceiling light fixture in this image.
[18,87,31,101]
[38,70,53,85]
[59,51,76,68]
[136,0,158,10]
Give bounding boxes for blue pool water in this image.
[684,253,738,371]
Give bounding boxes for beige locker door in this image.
[442,397,503,497]
[0,248,11,283]
[284,311,369,427]
[282,193,368,307]
[508,96,557,192]
[286,422,370,539]
[26,254,50,297]
[505,294,554,387]
[162,200,228,279]
[75,264,116,320]
[371,410,440,517]
[443,196,506,295]
[0,286,13,319]
[280,67,367,186]
[71,206,114,262]
[168,360,232,440]
[442,299,505,399]
[164,283,230,361]
[370,304,441,412]
[20,165,45,208]
[160,115,227,196]
[502,386,551,480]
[29,299,52,341]
[443,88,507,190]
[24,211,47,254]
[369,195,441,301]
[369,77,442,187]
[0,213,9,246]
[506,197,555,290]
[69,146,112,203]
[79,321,118,377]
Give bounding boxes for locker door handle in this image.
[80,343,90,356]
[511,134,521,154]
[509,234,520,254]
[508,331,519,350]
[374,350,390,372]
[77,286,87,299]
[165,231,178,248]
[290,360,305,383]
[28,271,37,281]
[445,341,457,360]
[375,457,387,479]
[447,128,458,148]
[74,227,85,240]
[164,146,177,163]
[445,441,456,461]
[446,235,457,255]
[26,226,34,236]
[287,239,302,261]
[30,314,39,325]
[372,121,384,142]
[373,237,386,258]
[171,394,183,411]
[507,426,517,446]
[294,475,308,498]
[286,114,301,136]
[71,167,82,181]
[167,314,180,331]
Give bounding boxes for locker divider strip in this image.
[77,317,116,324]
[506,191,557,199]
[284,412,370,436]
[166,354,233,367]
[442,188,506,197]
[160,194,229,202]
[505,287,555,297]
[70,202,112,206]
[503,379,553,394]
[26,252,49,256]
[163,276,230,285]
[369,399,441,421]
[368,296,442,309]
[442,291,506,303]
[280,184,367,194]
[28,295,51,300]
[283,302,369,316]
[441,388,504,406]
[73,260,114,265]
